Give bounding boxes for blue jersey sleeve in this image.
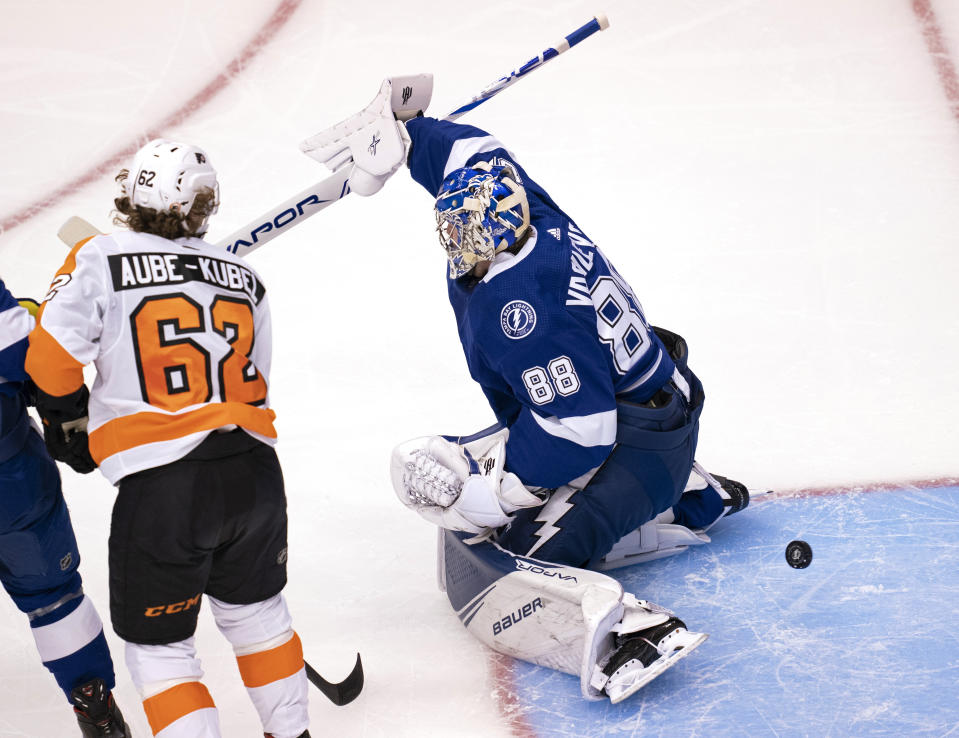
[406,116,567,225]
[0,280,32,388]
[406,117,501,196]
[490,322,617,489]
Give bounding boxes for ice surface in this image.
[1,0,957,735]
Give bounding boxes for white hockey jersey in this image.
[27,230,276,483]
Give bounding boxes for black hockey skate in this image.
[712,473,750,518]
[597,617,707,703]
[70,678,131,737]
[265,732,311,737]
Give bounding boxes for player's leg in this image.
[438,529,707,702]
[668,463,750,530]
[203,434,309,738]
[598,329,751,566]
[0,429,127,734]
[109,456,221,737]
[209,595,308,738]
[497,375,703,568]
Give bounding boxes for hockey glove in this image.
[300,77,415,196]
[391,432,543,534]
[35,385,97,474]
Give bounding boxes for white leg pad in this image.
[595,519,710,570]
[440,531,674,700]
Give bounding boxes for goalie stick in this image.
[215,13,609,257]
[57,14,609,258]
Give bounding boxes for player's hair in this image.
[112,170,217,239]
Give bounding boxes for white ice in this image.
[1,0,957,735]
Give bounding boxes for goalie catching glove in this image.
[300,74,432,196]
[391,430,543,534]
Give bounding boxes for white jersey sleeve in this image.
[27,230,278,483]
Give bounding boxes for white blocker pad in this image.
[437,529,673,701]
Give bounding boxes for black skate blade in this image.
[305,654,364,706]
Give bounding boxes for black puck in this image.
[785,540,812,569]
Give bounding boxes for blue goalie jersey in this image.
[406,118,684,489]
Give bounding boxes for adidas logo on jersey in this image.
[547,228,561,240]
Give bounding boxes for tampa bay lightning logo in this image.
[500,300,536,339]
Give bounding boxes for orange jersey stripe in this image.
[88,402,277,462]
[236,632,304,688]
[24,323,85,396]
[142,681,215,735]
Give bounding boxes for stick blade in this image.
[305,654,364,706]
[57,216,102,248]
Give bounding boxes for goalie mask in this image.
[434,162,530,278]
[121,138,220,234]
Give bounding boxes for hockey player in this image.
[300,88,752,703]
[395,116,751,564]
[389,115,754,702]
[0,279,129,736]
[25,140,310,738]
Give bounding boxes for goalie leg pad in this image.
[438,530,697,700]
[594,518,710,571]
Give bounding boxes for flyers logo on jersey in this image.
[500,300,536,339]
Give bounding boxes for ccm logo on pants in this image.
[144,594,201,617]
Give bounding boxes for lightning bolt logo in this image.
[500,300,536,339]
[526,486,578,557]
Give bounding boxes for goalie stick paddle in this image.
[305,654,364,706]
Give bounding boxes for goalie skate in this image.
[590,617,707,704]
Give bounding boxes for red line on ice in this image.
[490,653,538,738]
[0,0,302,235]
[763,476,959,500]
[912,0,959,125]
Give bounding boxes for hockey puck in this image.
[785,540,812,569]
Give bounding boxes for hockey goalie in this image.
[308,78,752,704]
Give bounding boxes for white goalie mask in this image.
[122,138,220,232]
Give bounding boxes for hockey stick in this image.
[444,13,610,122]
[215,13,610,257]
[58,15,609,258]
[305,654,364,706]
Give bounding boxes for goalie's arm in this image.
[222,14,609,257]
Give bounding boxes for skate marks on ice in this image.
[492,485,959,737]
